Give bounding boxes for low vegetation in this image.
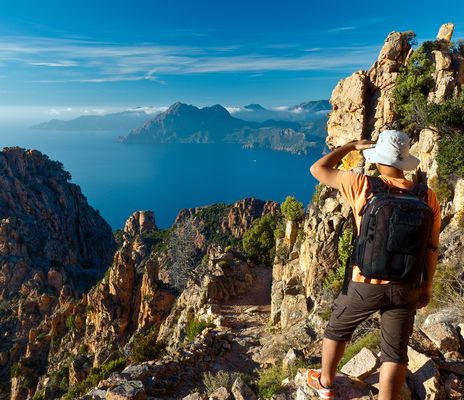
[242,213,278,265]
[428,263,464,314]
[202,370,243,395]
[392,39,464,179]
[255,357,320,399]
[323,226,353,296]
[63,357,127,400]
[281,195,304,221]
[186,318,214,340]
[130,329,167,363]
[338,330,381,370]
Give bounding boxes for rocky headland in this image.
[118,102,326,156]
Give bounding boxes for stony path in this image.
[217,265,272,374]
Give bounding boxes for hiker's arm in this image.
[309,140,375,189]
[416,248,439,309]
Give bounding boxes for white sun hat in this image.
[362,130,420,171]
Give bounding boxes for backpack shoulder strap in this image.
[412,183,428,201]
[366,175,389,195]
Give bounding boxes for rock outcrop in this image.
[0,147,117,399]
[271,22,464,330]
[269,23,464,399]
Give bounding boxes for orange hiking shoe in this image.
[305,369,335,399]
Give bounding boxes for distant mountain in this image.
[230,100,331,123]
[289,100,331,114]
[32,108,160,133]
[120,102,325,155]
[243,103,266,111]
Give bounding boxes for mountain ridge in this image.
[119,101,326,155]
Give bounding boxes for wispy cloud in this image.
[0,35,380,83]
[327,26,357,33]
[30,60,78,67]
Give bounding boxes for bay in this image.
[0,126,320,229]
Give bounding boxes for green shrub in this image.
[256,364,286,399]
[256,358,320,399]
[323,227,353,295]
[23,377,33,389]
[338,330,381,370]
[203,370,242,395]
[63,357,127,399]
[218,260,229,269]
[243,213,278,265]
[275,243,290,264]
[312,184,324,206]
[32,392,45,400]
[428,176,453,203]
[426,95,464,134]
[186,319,214,340]
[281,196,304,221]
[436,132,464,178]
[428,263,463,312]
[65,315,75,332]
[10,362,19,378]
[392,41,437,133]
[273,220,285,240]
[130,330,166,363]
[224,245,232,253]
[338,228,353,269]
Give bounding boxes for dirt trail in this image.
[218,265,272,373]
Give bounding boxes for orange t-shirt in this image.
[335,171,441,284]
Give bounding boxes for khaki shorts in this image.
[324,280,421,365]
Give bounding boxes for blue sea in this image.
[0,126,320,230]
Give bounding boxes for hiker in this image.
[307,130,441,400]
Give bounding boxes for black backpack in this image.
[345,176,434,286]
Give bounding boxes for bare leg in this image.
[320,337,347,388]
[378,362,407,400]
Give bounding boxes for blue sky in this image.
[0,0,463,120]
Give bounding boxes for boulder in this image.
[421,315,460,353]
[282,348,305,370]
[121,364,150,381]
[436,23,454,43]
[124,211,156,236]
[106,380,146,400]
[183,393,204,400]
[69,354,91,385]
[340,347,379,379]
[208,387,230,400]
[363,371,411,399]
[407,347,444,399]
[231,376,257,400]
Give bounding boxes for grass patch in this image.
[202,370,243,395]
[63,357,127,400]
[428,263,464,313]
[256,358,320,399]
[130,329,167,363]
[186,318,214,340]
[338,330,381,370]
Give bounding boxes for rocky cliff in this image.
[269,22,464,399]
[0,147,117,398]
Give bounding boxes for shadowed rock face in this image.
[0,147,117,398]
[0,147,116,299]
